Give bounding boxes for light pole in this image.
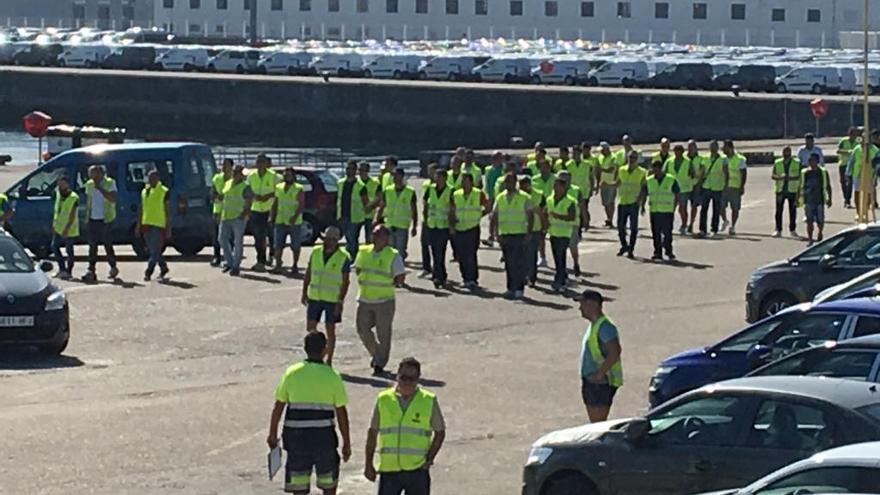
[249,0,258,44]
[858,0,872,223]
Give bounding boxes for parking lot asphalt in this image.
[0,164,861,494]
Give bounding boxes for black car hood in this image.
[754,260,791,274]
[0,271,51,298]
[532,419,631,447]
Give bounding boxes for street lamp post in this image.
[858,0,872,223]
[249,0,258,45]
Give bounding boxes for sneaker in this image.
[817,234,824,242]
[143,273,151,282]
[807,240,815,247]
[82,271,97,283]
[687,226,694,234]
[269,265,284,274]
[512,290,524,300]
[789,230,797,237]
[721,220,729,231]
[772,230,782,238]
[503,290,514,300]
[573,264,581,277]
[158,268,170,281]
[221,265,232,274]
[551,283,562,293]
[626,251,635,259]
[651,253,662,261]
[679,225,687,235]
[605,220,613,228]
[729,227,736,236]
[289,266,300,276]
[229,268,240,276]
[210,257,221,267]
[616,248,627,257]
[711,231,719,238]
[667,253,677,261]
[528,280,537,289]
[695,231,706,239]
[419,269,431,278]
[487,239,495,248]
[537,257,547,268]
[372,366,385,377]
[109,266,119,279]
[251,263,265,272]
[57,271,71,280]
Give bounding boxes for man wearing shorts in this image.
[272,167,306,274]
[664,144,696,235]
[597,142,618,228]
[302,227,352,366]
[799,154,833,246]
[267,332,351,495]
[721,140,748,235]
[575,289,623,423]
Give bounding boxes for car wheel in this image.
[363,69,372,78]
[542,472,598,495]
[811,83,822,94]
[588,76,598,86]
[301,215,320,246]
[531,75,541,85]
[760,292,797,319]
[38,323,69,356]
[776,83,786,93]
[392,70,402,79]
[27,244,51,260]
[174,238,205,258]
[418,71,427,80]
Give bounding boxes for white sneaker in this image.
[772,230,781,238]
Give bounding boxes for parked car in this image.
[102,45,157,70]
[0,231,69,355]
[257,51,313,75]
[12,42,63,67]
[587,60,649,87]
[746,224,880,322]
[692,441,880,495]
[814,268,880,304]
[648,62,714,90]
[0,42,21,64]
[308,52,368,77]
[713,64,777,92]
[417,55,483,81]
[363,54,422,79]
[748,334,880,382]
[206,49,261,74]
[5,143,216,259]
[775,66,841,94]
[650,297,880,408]
[531,59,591,85]
[252,167,337,245]
[56,43,110,68]
[472,57,533,83]
[155,47,216,71]
[523,376,880,495]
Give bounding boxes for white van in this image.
[363,54,422,79]
[472,57,533,83]
[418,55,481,81]
[531,59,591,85]
[854,66,880,94]
[836,66,857,94]
[775,66,840,94]
[309,52,367,77]
[155,47,215,71]
[258,51,313,75]
[206,49,261,74]
[587,60,649,87]
[57,44,110,68]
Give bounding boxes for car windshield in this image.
[794,229,880,263]
[315,170,339,192]
[857,403,880,423]
[0,237,35,273]
[715,315,786,352]
[715,311,846,358]
[647,395,748,446]
[751,348,879,380]
[754,466,880,495]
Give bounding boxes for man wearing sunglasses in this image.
[364,357,446,495]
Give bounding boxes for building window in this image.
[772,8,785,22]
[163,0,174,7]
[272,0,283,10]
[215,24,225,33]
[217,0,227,8]
[328,0,339,11]
[299,0,310,11]
[475,0,488,15]
[446,0,458,14]
[189,23,202,32]
[580,1,593,17]
[73,4,86,19]
[545,1,558,16]
[510,0,523,15]
[387,0,398,13]
[692,2,707,19]
[807,9,821,23]
[617,2,631,18]
[357,0,368,11]
[730,3,745,20]
[190,0,200,8]
[654,2,668,19]
[416,0,428,13]
[122,3,135,19]
[98,4,111,18]
[244,0,251,10]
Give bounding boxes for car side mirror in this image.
[746,344,772,369]
[818,254,838,270]
[38,260,53,272]
[624,418,650,442]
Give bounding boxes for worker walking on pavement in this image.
[664,144,695,235]
[685,140,704,234]
[364,357,446,495]
[547,178,576,292]
[720,140,748,236]
[645,161,679,261]
[419,164,437,277]
[698,140,726,237]
[772,147,801,237]
[557,171,587,277]
[219,165,254,276]
[210,158,234,267]
[450,173,489,289]
[616,151,646,259]
[359,161,382,243]
[575,290,623,423]
[597,142,618,228]
[248,153,280,272]
[271,167,306,275]
[799,154,833,246]
[83,165,119,282]
[338,160,370,258]
[492,173,534,300]
[378,169,418,261]
[520,176,544,288]
[137,169,171,281]
[302,226,351,367]
[356,225,406,376]
[838,127,859,208]
[483,151,505,247]
[51,176,79,280]
[267,332,351,495]
[423,167,452,288]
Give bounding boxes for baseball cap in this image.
[573,289,604,303]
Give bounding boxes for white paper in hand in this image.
[268,445,282,480]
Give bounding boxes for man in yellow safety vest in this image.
[271,167,306,274]
[645,160,680,261]
[210,158,234,267]
[137,169,171,282]
[616,150,646,259]
[219,165,254,276]
[575,290,623,423]
[247,153,280,272]
[83,165,118,282]
[491,173,535,300]
[51,176,79,280]
[450,173,490,289]
[597,142,618,228]
[838,126,859,208]
[359,161,383,243]
[377,169,418,261]
[302,226,351,366]
[772,146,801,237]
[721,140,748,236]
[364,357,446,495]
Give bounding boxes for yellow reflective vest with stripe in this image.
[702,154,726,192]
[452,188,483,231]
[355,245,398,303]
[585,315,623,387]
[376,387,436,473]
[646,174,676,213]
[276,182,304,225]
[495,190,530,235]
[426,184,452,229]
[221,180,249,221]
[383,185,415,229]
[664,156,695,193]
[141,184,168,228]
[278,361,341,430]
[546,193,575,238]
[248,169,280,213]
[773,158,801,194]
[53,191,79,237]
[307,245,350,303]
[618,166,645,206]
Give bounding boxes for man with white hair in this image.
[302,226,352,367]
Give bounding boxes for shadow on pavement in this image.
[238,273,283,284]
[0,350,85,371]
[158,279,198,289]
[403,284,451,298]
[63,277,144,289]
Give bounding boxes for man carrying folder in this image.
[268,332,351,494]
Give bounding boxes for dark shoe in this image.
[221,265,232,273]
[372,366,385,377]
[143,273,151,282]
[667,253,677,260]
[82,271,97,283]
[210,257,221,267]
[109,266,119,279]
[159,268,170,281]
[229,268,240,276]
[616,248,626,256]
[269,265,284,274]
[251,263,266,272]
[626,251,635,259]
[573,264,581,277]
[651,253,662,261]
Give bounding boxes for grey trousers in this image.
[356,300,396,369]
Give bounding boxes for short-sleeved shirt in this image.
[320,249,353,273]
[274,359,348,408]
[798,145,825,166]
[802,168,825,205]
[352,248,406,295]
[580,317,620,381]
[89,180,117,220]
[340,179,369,220]
[369,389,446,432]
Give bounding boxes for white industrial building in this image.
[154,0,878,47]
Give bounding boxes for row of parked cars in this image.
[524,222,880,494]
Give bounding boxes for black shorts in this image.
[581,379,618,407]
[282,428,339,493]
[307,300,342,324]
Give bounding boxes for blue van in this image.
[5,142,216,258]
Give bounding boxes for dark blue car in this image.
[649,297,880,408]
